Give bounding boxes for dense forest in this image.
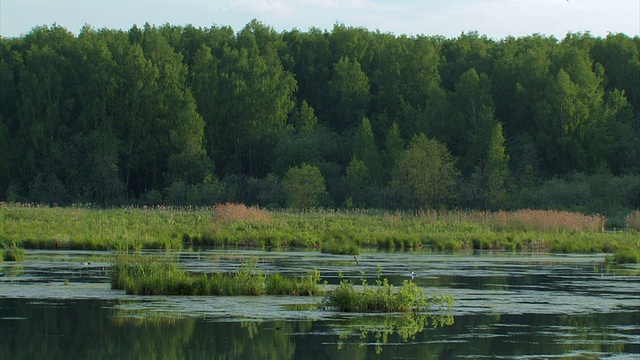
[0,21,639,223]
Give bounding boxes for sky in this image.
[1,0,639,39]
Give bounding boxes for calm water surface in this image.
[1,249,638,359]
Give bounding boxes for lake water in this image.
[1,249,638,359]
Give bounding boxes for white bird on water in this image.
[410,271,418,279]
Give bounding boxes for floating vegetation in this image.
[111,254,325,296]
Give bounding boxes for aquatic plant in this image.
[111,254,325,296]
[324,267,454,313]
[320,241,360,255]
[614,246,640,264]
[2,242,25,262]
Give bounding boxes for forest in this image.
[0,21,638,224]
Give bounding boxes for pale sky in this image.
[1,0,639,39]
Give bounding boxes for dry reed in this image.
[212,203,271,224]
[625,210,640,231]
[417,209,605,233]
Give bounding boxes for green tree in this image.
[282,163,327,209]
[391,134,458,209]
[382,122,404,183]
[344,157,370,208]
[353,117,382,183]
[328,56,370,129]
[484,123,510,210]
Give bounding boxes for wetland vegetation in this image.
[1,203,638,263]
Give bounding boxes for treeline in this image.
[0,21,639,220]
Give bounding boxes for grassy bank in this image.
[1,203,638,262]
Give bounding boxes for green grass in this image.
[324,267,455,313]
[111,254,326,296]
[2,242,25,262]
[2,204,639,262]
[614,246,640,264]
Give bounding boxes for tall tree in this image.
[282,163,327,209]
[391,134,458,209]
[353,117,382,183]
[328,56,370,129]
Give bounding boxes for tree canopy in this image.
[0,22,638,217]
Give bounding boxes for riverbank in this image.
[1,203,638,262]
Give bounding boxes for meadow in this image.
[1,203,638,263]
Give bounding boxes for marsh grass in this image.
[3,203,637,257]
[614,246,640,264]
[626,210,640,231]
[111,254,325,296]
[212,203,271,224]
[320,241,360,255]
[2,242,25,262]
[325,267,454,313]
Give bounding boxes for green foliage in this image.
[353,117,382,183]
[2,242,25,262]
[324,267,454,312]
[112,254,326,296]
[282,163,327,209]
[614,246,640,264]
[391,135,458,209]
[0,24,638,214]
[320,241,360,255]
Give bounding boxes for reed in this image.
[614,246,640,264]
[2,242,25,262]
[212,203,271,224]
[2,203,636,257]
[625,210,640,231]
[111,254,325,296]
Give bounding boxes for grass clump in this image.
[614,246,640,264]
[2,242,25,262]
[111,254,325,296]
[320,241,360,255]
[324,267,454,313]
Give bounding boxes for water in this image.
[1,250,638,359]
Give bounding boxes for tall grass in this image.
[2,242,25,261]
[626,210,640,231]
[417,209,606,233]
[2,203,637,259]
[212,203,271,224]
[111,254,325,296]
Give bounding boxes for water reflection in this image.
[333,312,454,355]
[1,250,638,359]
